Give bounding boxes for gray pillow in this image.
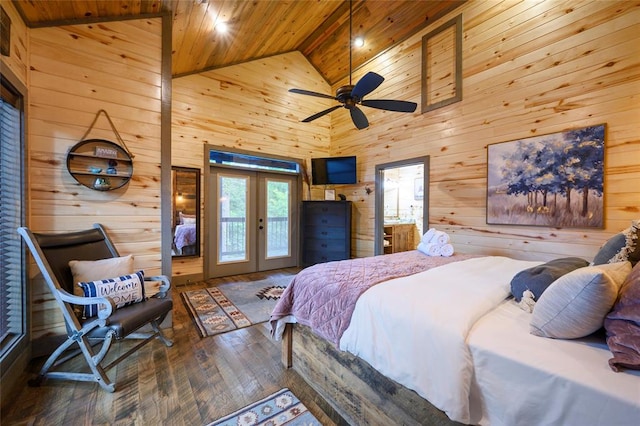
[530,261,632,339]
[593,220,640,266]
[510,257,589,302]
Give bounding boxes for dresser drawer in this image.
[302,250,348,265]
[301,201,351,266]
[303,212,347,227]
[303,227,347,240]
[303,237,347,251]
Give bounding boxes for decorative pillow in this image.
[604,261,640,372]
[530,261,632,339]
[69,255,135,298]
[179,212,196,225]
[510,257,589,302]
[78,270,146,319]
[593,220,640,266]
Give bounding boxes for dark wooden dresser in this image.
[301,200,352,266]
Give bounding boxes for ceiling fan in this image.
[289,0,417,130]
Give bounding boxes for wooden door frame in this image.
[203,145,304,279]
[374,156,430,255]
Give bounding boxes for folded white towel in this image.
[418,242,441,256]
[432,230,450,245]
[421,228,436,244]
[440,243,454,257]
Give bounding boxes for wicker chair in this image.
[17,223,173,392]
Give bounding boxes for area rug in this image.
[206,388,321,426]
[182,276,292,338]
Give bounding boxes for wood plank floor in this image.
[1,268,343,426]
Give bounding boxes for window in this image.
[0,73,27,367]
[210,149,300,173]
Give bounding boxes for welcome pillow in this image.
[69,255,135,317]
[69,255,135,297]
[530,261,632,339]
[78,270,146,319]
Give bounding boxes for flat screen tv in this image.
[311,156,357,185]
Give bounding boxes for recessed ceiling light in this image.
[354,37,364,47]
[216,21,229,33]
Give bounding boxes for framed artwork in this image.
[421,14,462,114]
[486,124,605,228]
[324,189,335,200]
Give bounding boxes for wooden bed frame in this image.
[281,323,459,425]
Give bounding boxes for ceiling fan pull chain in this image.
[349,0,352,86]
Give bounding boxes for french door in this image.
[208,167,298,278]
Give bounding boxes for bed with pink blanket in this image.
[270,251,640,426]
[173,223,196,253]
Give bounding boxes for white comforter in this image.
[339,256,542,424]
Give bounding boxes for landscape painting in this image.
[487,124,605,228]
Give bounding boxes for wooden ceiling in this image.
[13,0,464,85]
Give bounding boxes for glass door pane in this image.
[218,174,249,264]
[257,173,298,271]
[265,178,291,259]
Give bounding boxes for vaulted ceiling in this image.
[13,0,464,85]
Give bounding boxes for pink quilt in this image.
[270,251,477,346]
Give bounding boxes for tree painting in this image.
[487,124,604,228]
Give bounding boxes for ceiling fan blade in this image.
[289,88,336,100]
[351,72,385,99]
[361,99,418,113]
[350,106,369,129]
[301,105,342,122]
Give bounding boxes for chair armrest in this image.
[145,275,171,298]
[57,288,116,320]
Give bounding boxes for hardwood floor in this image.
[1,268,343,426]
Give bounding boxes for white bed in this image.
[275,255,640,425]
[467,300,640,426]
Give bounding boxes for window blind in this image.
[0,79,24,355]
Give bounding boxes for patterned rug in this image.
[181,276,293,338]
[206,388,321,426]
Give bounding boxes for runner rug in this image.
[181,275,293,337]
[206,388,321,426]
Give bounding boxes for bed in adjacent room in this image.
[270,240,640,425]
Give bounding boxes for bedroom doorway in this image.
[374,156,430,255]
[207,167,299,278]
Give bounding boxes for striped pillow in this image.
[78,270,146,319]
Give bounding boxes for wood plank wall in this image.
[171,51,331,281]
[170,0,639,280]
[329,0,640,260]
[0,1,28,85]
[27,19,163,341]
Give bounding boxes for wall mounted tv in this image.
[311,156,357,185]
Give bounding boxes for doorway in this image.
[374,156,430,255]
[207,167,299,278]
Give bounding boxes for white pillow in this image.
[69,255,134,298]
[530,261,632,339]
